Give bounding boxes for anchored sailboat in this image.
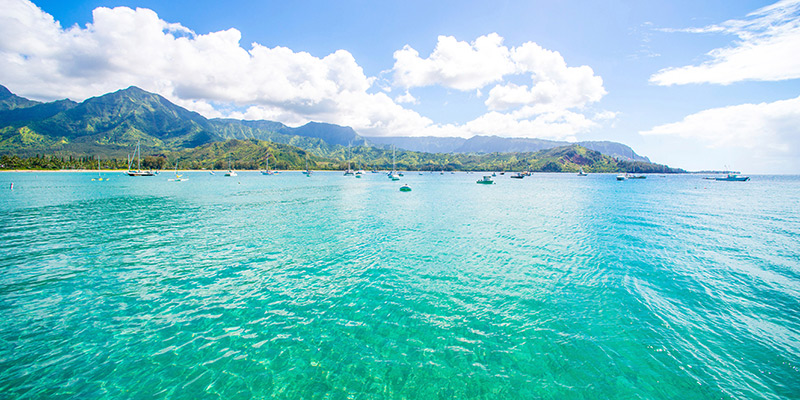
[168,162,188,181]
[261,154,275,175]
[92,157,107,181]
[126,141,155,176]
[388,146,400,180]
[303,155,312,176]
[344,143,354,176]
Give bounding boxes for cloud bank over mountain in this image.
[0,0,612,140]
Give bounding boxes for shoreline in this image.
[0,169,775,175]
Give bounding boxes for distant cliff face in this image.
[364,135,651,162]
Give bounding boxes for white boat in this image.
[626,149,646,179]
[578,167,587,176]
[126,141,155,176]
[261,155,274,175]
[344,144,355,176]
[715,173,750,181]
[224,158,237,176]
[388,146,400,180]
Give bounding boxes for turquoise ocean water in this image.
[0,171,798,399]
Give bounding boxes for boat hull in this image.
[126,171,155,176]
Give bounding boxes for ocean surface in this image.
[0,171,798,399]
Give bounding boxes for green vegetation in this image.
[0,139,682,173]
[0,84,683,173]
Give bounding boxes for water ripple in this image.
[0,172,798,399]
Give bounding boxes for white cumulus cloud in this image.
[0,0,434,134]
[640,96,800,155]
[0,0,612,140]
[392,34,606,112]
[651,0,800,85]
[392,33,515,91]
[394,91,417,104]
[390,33,609,138]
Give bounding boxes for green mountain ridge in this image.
[0,85,42,111]
[0,84,682,173]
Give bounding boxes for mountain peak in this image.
[0,84,12,98]
[0,84,41,110]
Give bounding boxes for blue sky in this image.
[2,0,799,173]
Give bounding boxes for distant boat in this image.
[224,169,237,177]
[399,184,412,192]
[344,143,354,176]
[578,167,587,176]
[715,173,750,181]
[261,155,274,175]
[126,141,155,176]
[92,157,107,181]
[168,162,188,182]
[303,156,312,176]
[510,172,524,179]
[477,175,495,184]
[522,164,532,176]
[626,148,646,179]
[388,146,400,180]
[616,173,627,181]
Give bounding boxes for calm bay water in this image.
[0,171,798,399]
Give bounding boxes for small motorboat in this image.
[399,184,412,192]
[715,174,750,181]
[477,176,495,184]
